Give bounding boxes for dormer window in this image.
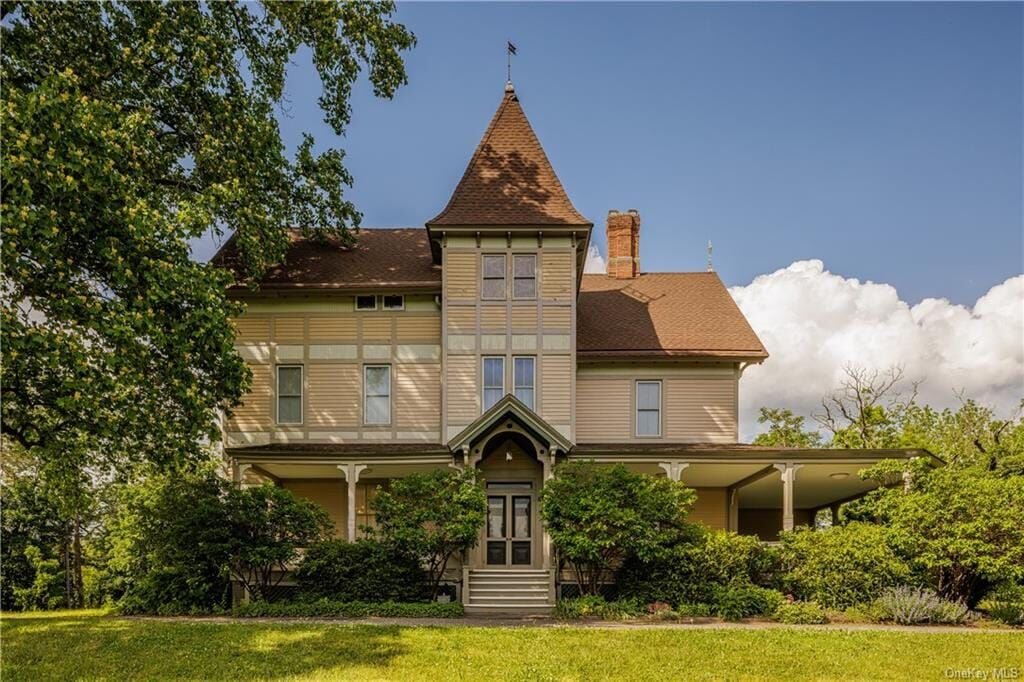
[482,255,506,300]
[512,255,536,299]
[355,295,377,311]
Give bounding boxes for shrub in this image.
[712,584,784,621]
[981,584,1024,626]
[553,596,645,620]
[370,469,486,600]
[296,540,427,603]
[11,546,65,611]
[675,603,713,617]
[540,462,695,596]
[778,522,912,609]
[234,599,463,619]
[617,528,772,606]
[875,586,969,625]
[774,601,828,625]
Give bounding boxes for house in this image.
[213,83,929,612]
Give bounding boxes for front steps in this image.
[464,568,553,615]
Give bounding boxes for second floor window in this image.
[513,357,535,410]
[482,254,506,300]
[483,357,505,411]
[364,365,391,425]
[513,255,536,299]
[636,380,662,437]
[277,366,303,424]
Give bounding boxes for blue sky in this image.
[197,2,1022,306]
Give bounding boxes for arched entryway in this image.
[476,432,543,568]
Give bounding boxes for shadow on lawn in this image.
[2,613,408,681]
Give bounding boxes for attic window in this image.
[356,295,377,311]
[382,295,404,310]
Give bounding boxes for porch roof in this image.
[447,394,574,455]
[571,443,940,464]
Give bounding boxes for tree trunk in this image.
[72,516,84,608]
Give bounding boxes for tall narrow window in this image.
[512,255,536,299]
[482,357,505,411]
[513,357,535,410]
[636,380,661,437]
[277,366,303,424]
[364,365,391,425]
[482,255,506,300]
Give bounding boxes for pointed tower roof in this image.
[427,85,591,227]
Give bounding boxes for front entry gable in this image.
[447,394,573,459]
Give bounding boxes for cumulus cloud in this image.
[584,245,606,274]
[729,260,1024,441]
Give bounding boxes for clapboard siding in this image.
[542,305,571,331]
[309,317,357,341]
[229,364,273,430]
[541,356,572,425]
[690,488,728,529]
[307,364,360,428]
[664,377,737,442]
[445,252,478,299]
[446,355,478,422]
[541,252,574,300]
[575,377,632,441]
[396,364,442,428]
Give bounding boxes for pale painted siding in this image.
[575,365,739,443]
[234,317,270,341]
[307,364,360,428]
[541,252,574,301]
[510,306,537,330]
[273,318,305,342]
[396,316,441,341]
[228,363,273,431]
[664,378,737,443]
[309,317,357,341]
[479,305,507,329]
[446,355,478,423]
[396,364,441,429]
[542,305,571,331]
[575,377,632,441]
[540,356,572,427]
[445,252,478,299]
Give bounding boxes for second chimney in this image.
[606,209,640,279]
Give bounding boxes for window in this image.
[355,295,377,311]
[364,365,391,425]
[636,380,661,437]
[355,480,389,538]
[512,255,536,299]
[277,366,303,424]
[482,357,505,411]
[482,254,506,300]
[382,295,404,310]
[513,357,535,410]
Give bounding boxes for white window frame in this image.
[513,356,536,410]
[482,356,505,412]
[276,365,304,425]
[382,294,405,311]
[355,295,377,311]
[635,380,662,438]
[363,364,392,426]
[481,254,507,301]
[512,254,537,300]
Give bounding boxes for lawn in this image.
[2,611,1022,681]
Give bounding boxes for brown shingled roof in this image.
[577,272,768,360]
[212,228,440,291]
[426,86,591,227]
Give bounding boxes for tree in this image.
[752,408,822,448]
[1,2,415,509]
[851,464,1024,607]
[539,462,696,596]
[225,483,332,602]
[815,365,912,448]
[370,469,487,600]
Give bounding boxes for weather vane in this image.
[507,40,517,86]
[707,240,714,272]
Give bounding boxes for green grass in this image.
[3,610,1022,681]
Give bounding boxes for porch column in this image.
[657,461,689,481]
[337,464,368,541]
[541,448,557,572]
[774,463,803,532]
[233,462,252,486]
[727,488,740,532]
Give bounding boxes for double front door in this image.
[485,482,534,567]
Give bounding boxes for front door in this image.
[485,482,534,567]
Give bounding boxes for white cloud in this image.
[729,260,1024,441]
[584,245,606,274]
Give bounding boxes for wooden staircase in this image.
[464,568,553,615]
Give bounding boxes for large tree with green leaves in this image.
[1,3,414,485]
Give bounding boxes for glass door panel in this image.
[486,496,507,566]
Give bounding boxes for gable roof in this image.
[447,393,574,455]
[577,272,768,360]
[426,86,591,227]
[212,228,441,291]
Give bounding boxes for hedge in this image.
[233,599,464,618]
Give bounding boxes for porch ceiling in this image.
[738,463,877,509]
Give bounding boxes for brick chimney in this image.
[606,209,640,279]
